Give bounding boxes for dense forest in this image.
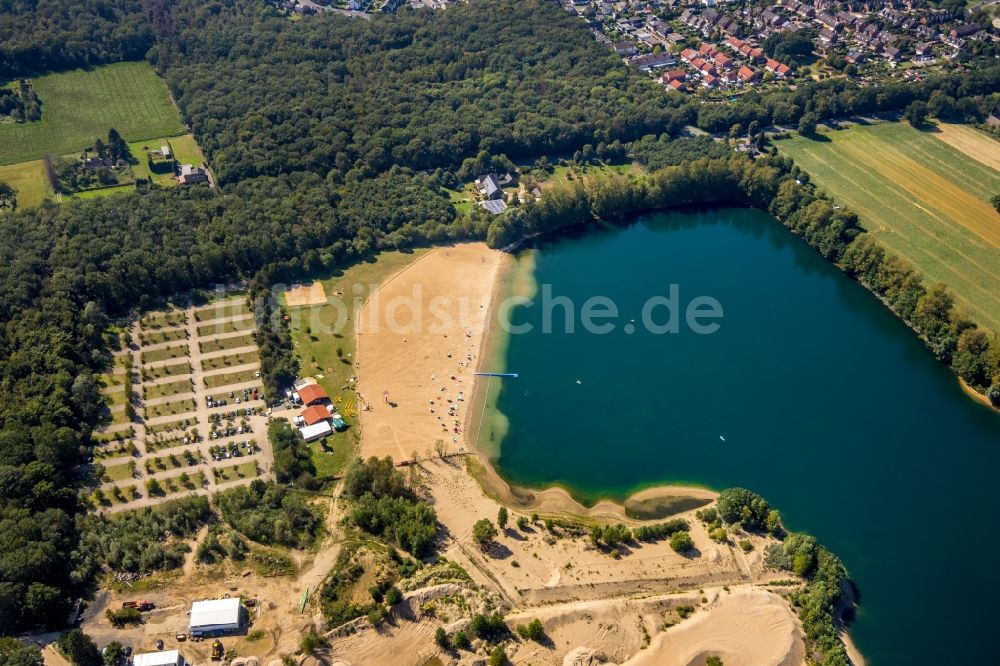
[158,0,679,185]
[153,0,1000,185]
[0,0,155,79]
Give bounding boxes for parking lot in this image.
[93,297,273,511]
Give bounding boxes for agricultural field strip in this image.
[933,125,1000,171]
[853,125,1000,201]
[795,144,1000,330]
[781,138,1000,331]
[844,131,1000,245]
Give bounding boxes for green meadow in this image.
[0,62,185,165]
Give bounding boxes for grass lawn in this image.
[92,429,135,446]
[214,461,260,483]
[68,184,135,200]
[444,185,475,214]
[146,416,197,435]
[102,461,136,483]
[194,296,251,322]
[141,343,189,365]
[130,133,208,186]
[145,397,196,420]
[284,249,432,422]
[310,432,357,479]
[776,121,1000,332]
[141,310,187,329]
[0,160,51,208]
[204,368,259,389]
[197,317,254,337]
[144,378,193,400]
[140,328,188,346]
[94,440,135,460]
[199,332,255,354]
[107,407,132,426]
[142,360,192,381]
[102,388,127,408]
[0,62,185,166]
[201,350,258,372]
[160,471,206,495]
[145,435,192,454]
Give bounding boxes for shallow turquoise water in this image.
[487,209,1000,665]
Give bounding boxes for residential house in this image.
[178,164,208,185]
[613,41,639,56]
[737,65,761,83]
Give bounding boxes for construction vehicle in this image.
[121,600,155,611]
[211,640,223,661]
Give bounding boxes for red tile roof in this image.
[298,383,329,405]
[301,405,332,426]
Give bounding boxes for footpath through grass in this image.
[776,121,1000,332]
[0,62,185,165]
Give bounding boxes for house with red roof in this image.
[737,65,761,83]
[301,405,333,426]
[296,383,329,406]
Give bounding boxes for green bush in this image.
[472,518,498,548]
[453,630,471,650]
[669,531,694,553]
[105,607,142,628]
[716,488,770,531]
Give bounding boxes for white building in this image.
[189,598,244,636]
[134,651,184,666]
[299,421,333,442]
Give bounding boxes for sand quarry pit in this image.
[284,281,328,307]
[620,587,805,666]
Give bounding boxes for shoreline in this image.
[960,377,1000,413]
[462,245,717,525]
[346,239,866,666]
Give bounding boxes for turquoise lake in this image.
[482,209,1000,665]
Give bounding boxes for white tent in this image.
[189,598,243,636]
[299,421,333,442]
[134,651,184,666]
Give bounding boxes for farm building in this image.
[296,383,329,406]
[134,651,185,666]
[189,598,245,636]
[478,199,507,215]
[178,164,208,185]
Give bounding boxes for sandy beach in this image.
[355,243,505,460]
